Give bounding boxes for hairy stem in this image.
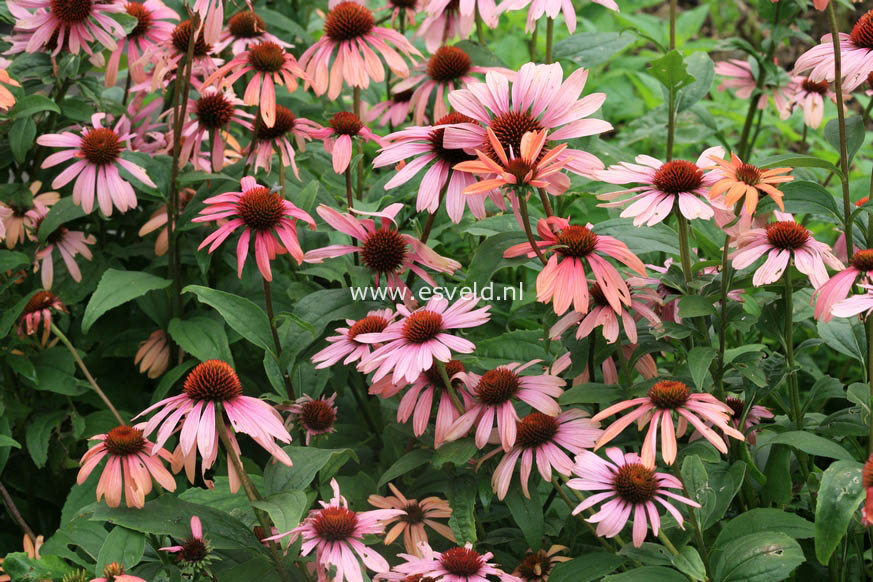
[783,269,802,429]
[827,1,854,258]
[0,482,36,541]
[538,187,554,217]
[436,360,465,415]
[517,193,547,265]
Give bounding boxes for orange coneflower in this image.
[708,153,793,216]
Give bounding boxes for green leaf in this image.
[10,116,36,164]
[678,295,716,318]
[761,444,793,506]
[0,434,21,448]
[151,360,195,404]
[712,532,804,582]
[672,546,706,581]
[548,554,626,582]
[0,250,29,271]
[263,446,356,494]
[756,153,840,176]
[687,346,716,390]
[167,316,234,365]
[682,457,746,530]
[714,509,814,549]
[505,485,543,551]
[604,566,688,581]
[650,50,694,92]
[780,181,842,222]
[432,439,478,468]
[217,557,281,582]
[37,197,86,242]
[817,318,866,363]
[463,231,529,287]
[771,431,853,460]
[82,269,172,333]
[109,11,139,34]
[825,115,865,166]
[1,553,73,580]
[251,491,308,539]
[0,290,39,340]
[377,448,433,487]
[96,526,145,574]
[8,94,60,118]
[814,460,865,565]
[676,52,714,112]
[447,473,477,544]
[553,32,635,68]
[25,410,65,468]
[453,40,506,67]
[593,219,679,255]
[183,285,274,354]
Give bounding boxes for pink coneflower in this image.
[445,360,565,451]
[503,216,647,315]
[782,77,836,129]
[794,10,873,93]
[592,380,744,468]
[374,112,503,223]
[597,147,725,226]
[567,448,700,547]
[863,453,873,526]
[77,424,176,508]
[392,45,510,125]
[311,112,383,174]
[714,59,793,113]
[36,113,155,216]
[7,0,125,56]
[16,290,66,346]
[194,176,315,281]
[138,188,195,256]
[489,409,601,499]
[708,154,792,216]
[160,516,215,572]
[365,89,415,127]
[204,41,305,129]
[444,63,611,180]
[369,359,471,446]
[722,397,773,445]
[178,86,252,172]
[454,128,571,196]
[0,182,59,249]
[379,542,519,582]
[135,360,293,492]
[512,546,570,582]
[0,65,20,111]
[105,0,178,87]
[134,330,170,379]
[576,344,658,386]
[299,1,420,100]
[0,205,10,241]
[417,0,475,52]
[358,296,491,384]
[814,249,873,320]
[498,0,617,35]
[149,18,218,88]
[368,482,455,556]
[27,200,95,289]
[303,203,460,292]
[90,563,146,582]
[550,282,661,344]
[286,393,338,444]
[731,219,843,288]
[831,282,873,319]
[247,105,321,176]
[313,309,396,368]
[214,9,290,55]
[267,479,404,582]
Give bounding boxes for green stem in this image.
[550,478,617,552]
[783,269,802,430]
[862,98,873,127]
[51,323,124,425]
[475,6,486,44]
[263,279,294,399]
[827,1,854,259]
[344,166,354,210]
[668,0,676,50]
[353,86,362,119]
[658,529,679,555]
[538,187,554,217]
[714,233,731,401]
[866,315,873,454]
[800,123,808,152]
[666,82,676,162]
[436,360,465,414]
[545,17,554,64]
[517,192,547,265]
[676,213,694,284]
[529,22,538,62]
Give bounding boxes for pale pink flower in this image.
[597,147,726,226]
[192,0,222,45]
[497,0,617,34]
[148,18,219,89]
[503,216,647,315]
[36,113,155,216]
[267,479,404,582]
[27,200,95,289]
[138,188,195,257]
[714,59,794,112]
[77,424,176,508]
[313,309,396,368]
[690,396,773,446]
[303,203,460,292]
[193,176,316,281]
[310,112,383,174]
[392,45,512,125]
[794,11,873,93]
[365,89,414,127]
[204,41,306,128]
[299,1,421,100]
[782,77,836,129]
[369,359,471,447]
[445,360,565,451]
[0,182,59,249]
[105,0,178,87]
[135,330,170,379]
[215,9,291,55]
[863,453,873,526]
[377,541,520,582]
[356,295,491,384]
[550,281,661,344]
[814,249,873,321]
[444,63,611,179]
[416,0,475,52]
[574,344,658,386]
[135,360,292,492]
[512,546,570,582]
[373,112,504,223]
[831,282,873,319]
[368,482,455,556]
[16,290,66,346]
[378,0,422,28]
[567,448,700,547]
[159,516,213,567]
[731,219,843,288]
[7,0,125,56]
[247,105,321,177]
[90,563,146,582]
[285,393,339,444]
[178,86,253,172]
[490,409,601,499]
[592,380,745,468]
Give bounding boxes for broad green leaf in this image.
[757,154,840,176]
[780,181,841,223]
[33,347,85,396]
[672,546,706,581]
[432,439,478,468]
[604,566,687,581]
[761,444,792,506]
[825,115,865,166]
[619,543,672,566]
[109,11,139,34]
[82,269,172,333]
[447,473,477,544]
[553,32,635,68]
[264,446,357,494]
[0,434,21,448]
[714,509,814,549]
[37,197,86,242]
[251,491,309,539]
[183,285,274,354]
[453,40,506,67]
[687,346,716,390]
[10,117,36,163]
[817,318,866,363]
[771,431,853,460]
[96,526,145,574]
[463,231,529,287]
[1,553,73,580]
[167,316,233,365]
[678,295,716,318]
[593,219,679,255]
[712,532,804,582]
[0,250,29,271]
[814,460,864,565]
[650,50,694,92]
[217,557,282,582]
[151,360,196,404]
[676,52,714,112]
[377,448,432,487]
[8,94,61,118]
[548,554,626,582]
[25,410,65,468]
[505,485,543,551]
